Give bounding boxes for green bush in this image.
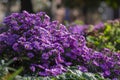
[87,20,120,52]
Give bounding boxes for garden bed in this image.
[0,11,120,80]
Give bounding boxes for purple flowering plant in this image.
[0,11,120,79]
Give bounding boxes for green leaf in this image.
[8,67,23,80]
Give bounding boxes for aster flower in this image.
[27,52,34,58]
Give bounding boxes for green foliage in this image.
[74,20,84,25]
[87,20,120,51]
[0,59,106,80]
[16,67,106,80]
[54,69,105,80]
[104,0,120,9]
[0,59,23,80]
[0,59,14,78]
[8,67,23,80]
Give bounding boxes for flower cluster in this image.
[0,11,120,79]
[0,11,88,76]
[68,22,105,36]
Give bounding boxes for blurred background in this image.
[0,0,120,24]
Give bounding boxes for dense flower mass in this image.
[0,11,120,79]
[68,22,105,35]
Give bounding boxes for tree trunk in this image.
[6,0,12,16]
[113,9,119,19]
[20,0,33,13]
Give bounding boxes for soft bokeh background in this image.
[0,0,120,24]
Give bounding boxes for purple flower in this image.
[45,68,63,76]
[114,70,120,75]
[38,72,48,76]
[94,22,104,30]
[103,70,111,77]
[65,62,72,66]
[27,52,34,58]
[78,66,88,72]
[55,54,64,64]
[5,34,19,45]
[12,26,20,31]
[24,42,33,50]
[30,66,35,72]
[19,37,26,42]
[69,25,85,35]
[32,41,40,50]
[63,42,70,48]
[13,57,18,61]
[42,53,49,60]
[12,43,19,51]
[93,60,99,66]
[112,78,118,80]
[37,65,45,69]
[100,64,109,70]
